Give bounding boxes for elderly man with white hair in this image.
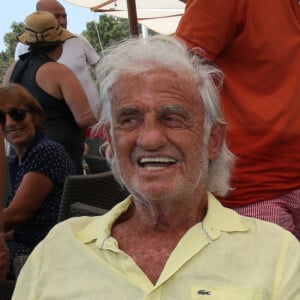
[12,35,300,299]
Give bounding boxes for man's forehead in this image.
[38,1,66,13]
[115,69,197,93]
[112,70,201,110]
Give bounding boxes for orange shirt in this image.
[177,0,300,206]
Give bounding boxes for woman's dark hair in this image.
[28,41,63,53]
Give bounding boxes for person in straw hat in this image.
[15,0,101,119]
[3,11,97,174]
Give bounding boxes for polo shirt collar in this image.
[202,192,248,240]
[76,192,248,244]
[76,197,132,243]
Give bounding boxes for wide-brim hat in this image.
[18,11,74,46]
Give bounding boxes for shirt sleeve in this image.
[25,141,76,186]
[176,0,247,59]
[14,43,30,61]
[276,233,300,299]
[78,34,100,67]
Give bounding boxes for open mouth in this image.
[138,157,177,170]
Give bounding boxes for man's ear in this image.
[103,125,115,158]
[208,123,225,160]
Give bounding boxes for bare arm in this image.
[3,172,53,232]
[59,66,98,128]
[6,60,97,128]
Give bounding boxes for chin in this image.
[130,180,183,201]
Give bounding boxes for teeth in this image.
[139,157,176,164]
[145,166,166,170]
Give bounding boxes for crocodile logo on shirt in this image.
[197,289,211,296]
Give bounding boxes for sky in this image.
[1,0,100,51]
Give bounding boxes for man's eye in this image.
[119,116,141,130]
[161,115,186,128]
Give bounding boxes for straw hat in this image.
[18,11,74,46]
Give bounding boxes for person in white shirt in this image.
[15,0,101,118]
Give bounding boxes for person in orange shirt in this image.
[176,0,300,239]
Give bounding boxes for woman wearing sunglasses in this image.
[3,11,97,174]
[0,83,76,277]
[0,127,9,282]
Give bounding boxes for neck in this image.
[122,192,208,233]
[12,146,26,164]
[45,45,63,61]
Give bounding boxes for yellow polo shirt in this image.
[13,193,300,299]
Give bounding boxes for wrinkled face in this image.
[1,102,36,151]
[105,69,220,202]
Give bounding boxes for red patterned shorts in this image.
[234,188,300,240]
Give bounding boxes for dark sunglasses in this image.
[0,108,31,127]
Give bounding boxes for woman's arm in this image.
[4,172,53,232]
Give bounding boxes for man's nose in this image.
[136,115,167,150]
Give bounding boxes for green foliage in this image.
[82,15,131,54]
[0,14,155,84]
[5,22,26,58]
[0,52,11,85]
[0,22,25,84]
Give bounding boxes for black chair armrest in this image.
[70,202,108,217]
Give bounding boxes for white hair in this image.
[96,35,235,196]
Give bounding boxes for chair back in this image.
[85,138,104,156]
[58,171,129,222]
[0,280,16,300]
[84,154,111,174]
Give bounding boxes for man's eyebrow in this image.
[116,107,140,121]
[160,104,190,117]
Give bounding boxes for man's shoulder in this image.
[44,216,100,243]
[44,199,131,244]
[241,214,299,245]
[64,34,89,46]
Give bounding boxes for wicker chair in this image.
[57,171,129,222]
[84,138,104,156]
[84,154,111,174]
[0,280,16,300]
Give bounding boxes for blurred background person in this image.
[0,127,9,282]
[176,0,300,239]
[4,11,97,174]
[15,0,101,119]
[0,83,76,277]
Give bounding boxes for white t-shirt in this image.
[15,35,100,118]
